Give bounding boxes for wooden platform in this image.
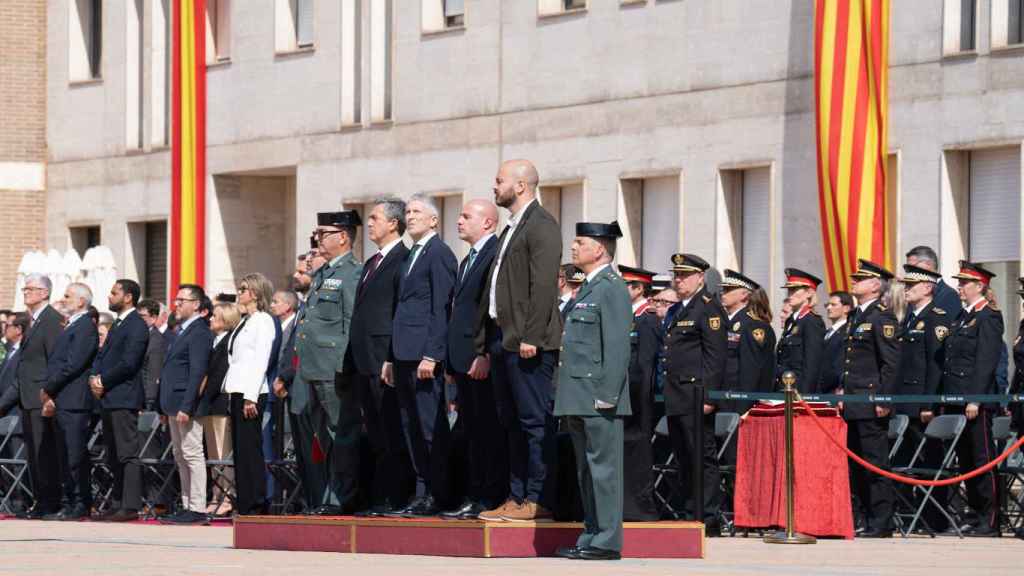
[233,516,704,558]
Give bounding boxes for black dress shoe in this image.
[859,528,893,538]
[404,496,440,518]
[43,506,87,521]
[440,500,483,520]
[311,505,345,516]
[107,509,139,523]
[26,507,56,520]
[382,499,418,518]
[575,547,621,561]
[555,546,581,559]
[963,524,1001,538]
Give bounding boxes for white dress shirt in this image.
[825,318,847,340]
[222,311,276,402]
[489,198,537,320]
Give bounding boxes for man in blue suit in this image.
[90,279,149,522]
[439,199,505,520]
[0,312,29,419]
[382,195,457,516]
[41,283,99,520]
[157,284,213,525]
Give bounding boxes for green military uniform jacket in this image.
[295,251,362,385]
[554,265,633,417]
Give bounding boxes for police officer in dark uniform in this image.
[941,261,1004,537]
[660,253,727,532]
[894,263,952,531]
[844,259,900,538]
[618,265,660,521]
[776,269,826,394]
[719,269,776,419]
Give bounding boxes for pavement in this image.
[0,519,1020,575]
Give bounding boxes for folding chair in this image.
[891,414,967,538]
[87,418,116,512]
[991,416,1023,533]
[137,412,178,517]
[715,412,741,535]
[267,413,304,515]
[651,416,681,519]
[887,414,909,461]
[0,415,32,514]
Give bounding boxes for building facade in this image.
[45,1,1024,343]
[1,0,48,308]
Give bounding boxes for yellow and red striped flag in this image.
[171,0,206,297]
[815,0,890,292]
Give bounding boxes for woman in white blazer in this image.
[223,272,277,515]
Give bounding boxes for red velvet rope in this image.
[794,396,1024,487]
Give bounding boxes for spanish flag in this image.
[171,0,206,295]
[815,0,890,292]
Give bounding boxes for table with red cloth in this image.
[733,407,854,539]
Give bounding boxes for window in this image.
[276,0,314,52]
[70,225,101,256]
[539,183,584,262]
[618,176,680,273]
[719,167,771,288]
[341,0,361,125]
[126,0,143,149]
[151,0,170,147]
[539,0,586,17]
[433,194,466,260]
[206,0,231,63]
[69,0,102,81]
[423,0,464,32]
[992,0,1024,48]
[371,0,393,122]
[943,0,977,54]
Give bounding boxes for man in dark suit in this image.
[439,199,503,520]
[90,279,149,522]
[16,273,64,518]
[382,195,457,516]
[660,254,728,530]
[844,260,900,538]
[341,199,412,516]
[820,291,853,393]
[477,159,562,522]
[41,283,99,520]
[269,290,299,467]
[0,312,28,418]
[157,284,214,525]
[137,299,166,411]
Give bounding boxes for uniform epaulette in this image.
[702,295,711,303]
[933,307,946,315]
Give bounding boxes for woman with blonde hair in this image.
[196,301,240,516]
[222,273,277,516]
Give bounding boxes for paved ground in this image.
[0,519,1020,575]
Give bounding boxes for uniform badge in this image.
[936,326,949,341]
[915,320,925,331]
[323,278,343,289]
[732,321,741,332]
[858,323,872,332]
[752,328,766,345]
[882,325,895,339]
[709,317,721,331]
[677,320,695,327]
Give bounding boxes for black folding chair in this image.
[267,413,304,514]
[651,416,681,519]
[0,415,31,514]
[892,414,967,538]
[137,412,178,517]
[991,416,1023,533]
[887,414,909,461]
[715,412,741,535]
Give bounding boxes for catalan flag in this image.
[815,0,890,292]
[171,0,207,296]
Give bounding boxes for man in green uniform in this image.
[554,221,632,561]
[292,210,363,515]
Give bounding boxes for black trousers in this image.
[453,371,507,508]
[947,406,998,529]
[356,372,412,508]
[490,332,557,508]
[55,410,92,508]
[230,393,268,515]
[20,408,62,512]
[102,409,142,511]
[666,412,720,522]
[847,417,894,532]
[394,360,450,502]
[101,405,142,508]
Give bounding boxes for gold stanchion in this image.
[764,371,816,545]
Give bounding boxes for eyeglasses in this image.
[237,286,249,293]
[173,297,198,304]
[314,230,341,240]
[651,298,676,306]
[21,286,45,293]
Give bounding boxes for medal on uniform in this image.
[709,317,721,331]
[915,320,925,330]
[752,328,766,345]
[936,326,949,341]
[732,321,741,332]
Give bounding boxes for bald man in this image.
[477,159,563,522]
[440,199,506,519]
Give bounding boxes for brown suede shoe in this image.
[500,500,553,523]
[477,498,517,521]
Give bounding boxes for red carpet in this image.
[233,516,705,558]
